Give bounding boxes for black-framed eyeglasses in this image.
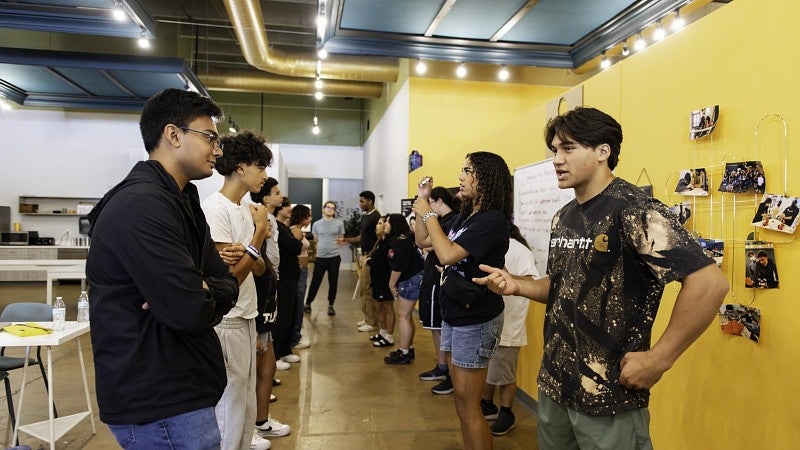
[179,127,224,151]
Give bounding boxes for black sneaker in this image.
[491,408,516,436]
[419,366,448,381]
[369,333,382,342]
[431,376,454,395]
[408,348,415,359]
[327,305,336,315]
[373,336,394,347]
[481,399,499,420]
[384,349,412,364]
[272,378,281,387]
[303,304,311,313]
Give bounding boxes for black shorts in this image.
[372,286,394,302]
[418,281,442,329]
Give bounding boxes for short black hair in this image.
[544,107,623,170]
[359,191,375,203]
[251,177,279,204]
[757,250,768,258]
[290,204,311,226]
[430,186,460,211]
[139,88,223,153]
[215,130,273,176]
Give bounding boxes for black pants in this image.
[305,255,341,305]
[274,274,298,358]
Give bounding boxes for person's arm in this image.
[474,264,550,303]
[212,204,269,285]
[389,271,401,299]
[618,264,728,389]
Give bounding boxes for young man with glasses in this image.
[304,201,345,315]
[87,88,239,449]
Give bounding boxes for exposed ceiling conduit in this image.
[200,68,384,98]
[221,0,398,84]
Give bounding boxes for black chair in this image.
[0,303,58,419]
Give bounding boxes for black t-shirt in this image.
[440,210,509,325]
[360,210,381,253]
[422,211,457,284]
[388,234,424,281]
[368,239,391,297]
[277,221,302,279]
[254,242,277,333]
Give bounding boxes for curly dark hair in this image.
[290,204,311,226]
[544,107,623,170]
[460,151,513,222]
[215,130,273,176]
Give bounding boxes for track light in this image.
[314,76,323,89]
[671,11,685,31]
[112,1,128,22]
[0,97,12,111]
[311,116,320,135]
[600,55,611,70]
[314,91,324,100]
[621,43,630,56]
[455,63,467,78]
[317,49,328,59]
[137,27,151,49]
[497,65,509,81]
[634,34,646,51]
[415,59,427,75]
[228,118,237,133]
[653,23,666,41]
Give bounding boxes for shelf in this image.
[17,411,91,442]
[19,195,99,216]
[21,213,85,216]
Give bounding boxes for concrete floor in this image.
[0,271,538,449]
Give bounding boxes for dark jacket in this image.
[86,160,238,424]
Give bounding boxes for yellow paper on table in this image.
[2,322,53,337]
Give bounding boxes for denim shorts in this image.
[440,313,503,369]
[397,271,423,300]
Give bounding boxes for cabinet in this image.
[19,195,99,216]
[0,246,88,282]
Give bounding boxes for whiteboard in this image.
[513,158,575,277]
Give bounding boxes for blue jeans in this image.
[108,407,221,449]
[293,266,308,344]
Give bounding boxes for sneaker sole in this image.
[491,422,516,436]
[484,412,499,420]
[258,428,291,438]
[419,375,447,381]
[432,388,454,395]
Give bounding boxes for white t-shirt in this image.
[201,192,258,319]
[500,238,540,347]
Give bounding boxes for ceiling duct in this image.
[200,68,383,98]
[221,0,398,84]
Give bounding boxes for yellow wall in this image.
[408,0,800,447]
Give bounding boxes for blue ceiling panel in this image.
[434,0,529,40]
[340,0,441,35]
[0,62,85,95]
[105,70,185,99]
[52,67,135,97]
[501,0,637,45]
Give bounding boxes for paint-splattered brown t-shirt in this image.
[538,177,714,416]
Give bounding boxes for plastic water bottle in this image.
[77,291,90,323]
[53,296,66,331]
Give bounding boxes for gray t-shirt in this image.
[312,218,344,258]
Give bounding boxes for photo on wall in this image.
[744,242,778,289]
[697,238,724,267]
[674,168,709,196]
[718,161,765,194]
[670,202,692,226]
[719,304,761,342]
[689,104,719,139]
[751,193,799,234]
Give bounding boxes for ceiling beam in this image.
[424,0,457,37]
[490,0,539,42]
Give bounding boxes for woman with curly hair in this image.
[412,151,512,450]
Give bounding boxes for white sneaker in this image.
[270,394,277,402]
[255,415,292,437]
[356,320,366,327]
[281,354,301,363]
[275,360,291,370]
[250,432,271,450]
[292,337,311,349]
[357,323,377,332]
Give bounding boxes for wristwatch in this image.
[422,211,439,223]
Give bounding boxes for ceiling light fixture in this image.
[317,48,328,59]
[112,1,128,22]
[314,76,323,89]
[497,65,509,81]
[314,91,324,100]
[137,27,151,49]
[634,34,646,51]
[415,59,427,75]
[653,23,666,41]
[316,60,322,75]
[671,10,685,31]
[0,97,12,111]
[621,43,630,56]
[455,63,467,78]
[312,116,320,135]
[600,54,611,70]
[228,118,237,133]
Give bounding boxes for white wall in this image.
[0,109,143,238]
[278,144,364,182]
[363,81,410,215]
